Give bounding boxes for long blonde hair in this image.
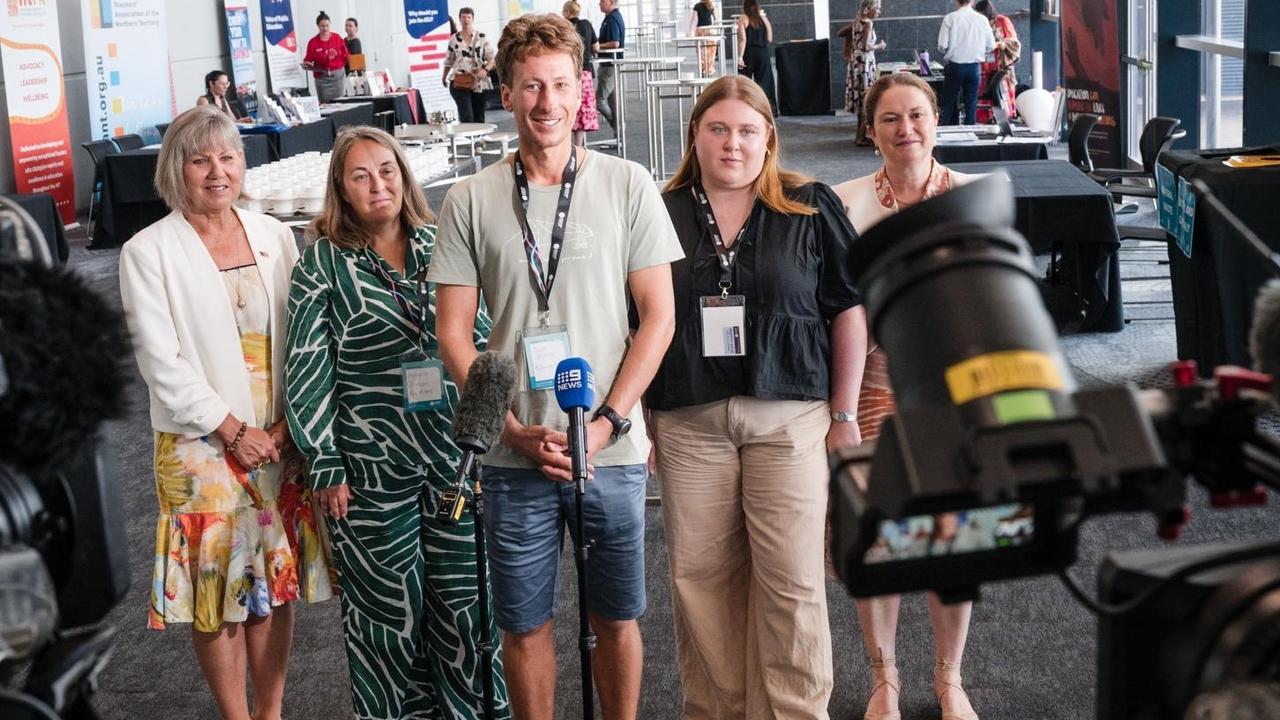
[309,126,434,249]
[665,76,815,216]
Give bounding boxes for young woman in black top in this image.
[650,75,867,717]
[736,0,776,114]
[688,0,718,77]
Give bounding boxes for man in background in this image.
[937,0,995,124]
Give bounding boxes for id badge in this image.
[699,295,746,357]
[520,324,572,391]
[401,351,446,412]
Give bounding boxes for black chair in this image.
[1088,116,1186,212]
[80,140,120,243]
[1067,113,1101,173]
[113,134,145,152]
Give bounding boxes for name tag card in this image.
[402,355,446,412]
[521,325,572,391]
[699,295,746,357]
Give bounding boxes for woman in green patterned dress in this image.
[284,126,509,720]
[119,105,333,720]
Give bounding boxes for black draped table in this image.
[934,139,1050,164]
[268,118,336,160]
[242,134,271,168]
[774,39,831,116]
[951,160,1124,332]
[1159,146,1280,371]
[3,192,67,264]
[331,91,424,125]
[325,102,374,131]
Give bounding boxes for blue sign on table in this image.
[1175,176,1196,258]
[1155,162,1176,234]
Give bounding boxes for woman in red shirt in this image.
[303,11,348,103]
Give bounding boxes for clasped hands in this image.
[504,415,613,483]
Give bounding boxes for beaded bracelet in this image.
[227,421,248,453]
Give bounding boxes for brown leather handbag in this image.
[451,71,476,91]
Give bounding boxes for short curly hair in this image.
[495,13,584,82]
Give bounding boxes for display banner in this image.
[0,0,76,224]
[261,0,305,89]
[404,0,452,114]
[81,0,174,142]
[224,0,257,116]
[1060,0,1121,167]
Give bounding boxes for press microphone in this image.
[554,357,595,485]
[437,352,517,523]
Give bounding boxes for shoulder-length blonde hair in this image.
[154,105,244,215]
[309,126,435,249]
[665,75,814,216]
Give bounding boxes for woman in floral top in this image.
[839,0,887,146]
[442,6,496,123]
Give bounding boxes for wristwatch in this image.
[830,410,856,423]
[594,404,633,441]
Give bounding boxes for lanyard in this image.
[513,150,578,317]
[692,183,756,297]
[365,248,429,345]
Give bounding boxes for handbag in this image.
[451,71,476,91]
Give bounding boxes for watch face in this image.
[617,417,633,436]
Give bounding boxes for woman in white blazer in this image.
[832,73,982,720]
[118,105,331,720]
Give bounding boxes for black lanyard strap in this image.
[365,247,429,342]
[692,183,756,296]
[514,150,578,315]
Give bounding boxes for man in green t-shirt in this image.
[429,13,682,720]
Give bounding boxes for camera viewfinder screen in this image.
[864,503,1034,564]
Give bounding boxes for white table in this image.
[647,76,717,180]
[674,35,725,77]
[395,122,496,158]
[594,56,685,162]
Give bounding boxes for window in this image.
[1201,0,1245,148]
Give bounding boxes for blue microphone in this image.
[554,357,595,486]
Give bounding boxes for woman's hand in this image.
[267,419,293,453]
[315,484,351,520]
[826,419,862,454]
[476,67,489,79]
[230,426,281,470]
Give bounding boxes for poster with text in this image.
[261,0,304,89]
[0,0,76,223]
[1060,0,1121,166]
[224,0,257,115]
[404,0,453,114]
[81,0,174,142]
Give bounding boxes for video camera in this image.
[828,176,1280,719]
[0,197,131,719]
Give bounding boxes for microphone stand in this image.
[468,459,497,720]
[567,406,597,720]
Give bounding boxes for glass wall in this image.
[1200,0,1245,147]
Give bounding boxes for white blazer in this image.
[119,207,299,437]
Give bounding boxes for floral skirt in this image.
[148,432,334,633]
[575,70,599,132]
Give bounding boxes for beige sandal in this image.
[864,653,901,720]
[934,658,979,720]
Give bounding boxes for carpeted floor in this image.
[61,96,1278,720]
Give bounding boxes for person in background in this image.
[653,74,865,719]
[595,0,625,136]
[936,0,995,125]
[689,0,718,77]
[118,105,333,720]
[442,7,496,123]
[838,0,887,145]
[833,72,983,720]
[736,0,776,116]
[196,70,251,124]
[285,126,511,720]
[973,0,1020,122]
[343,17,362,72]
[303,11,350,103]
[564,0,600,146]
[430,14,681,720]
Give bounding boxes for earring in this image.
[874,147,881,157]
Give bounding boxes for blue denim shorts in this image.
[480,463,648,633]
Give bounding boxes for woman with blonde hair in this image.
[563,0,599,145]
[652,74,867,718]
[119,105,332,720]
[834,72,983,720]
[285,126,509,719]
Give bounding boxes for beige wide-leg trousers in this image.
[652,397,833,720]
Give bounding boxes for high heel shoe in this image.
[934,658,979,720]
[863,654,901,720]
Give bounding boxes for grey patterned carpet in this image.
[56,104,1277,720]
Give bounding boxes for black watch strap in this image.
[594,403,631,440]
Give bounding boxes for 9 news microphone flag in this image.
[0,0,77,224]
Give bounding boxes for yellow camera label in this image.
[945,351,1064,405]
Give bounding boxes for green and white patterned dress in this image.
[285,226,509,720]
